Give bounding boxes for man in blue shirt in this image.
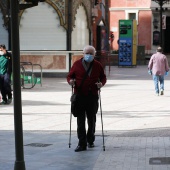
[0,44,12,104]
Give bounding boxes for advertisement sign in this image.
[118,20,137,66]
[119,38,132,65]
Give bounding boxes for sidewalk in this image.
[1,65,170,170]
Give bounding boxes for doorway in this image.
[164,16,170,53]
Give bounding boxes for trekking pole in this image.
[69,110,72,148]
[69,86,73,148]
[98,87,105,151]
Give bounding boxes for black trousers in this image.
[76,93,98,147]
[0,73,12,102]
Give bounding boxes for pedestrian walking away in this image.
[0,44,13,104]
[148,46,169,96]
[67,45,107,152]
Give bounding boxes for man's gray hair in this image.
[83,45,96,55]
[157,46,162,52]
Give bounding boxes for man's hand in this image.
[165,71,169,76]
[95,82,103,89]
[148,70,152,75]
[69,79,75,86]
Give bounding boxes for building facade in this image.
[109,0,170,54]
[1,0,170,75]
[0,0,109,76]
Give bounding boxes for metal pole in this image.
[98,88,105,151]
[67,0,72,71]
[7,0,11,51]
[69,86,73,148]
[159,1,163,47]
[105,0,109,52]
[10,0,26,169]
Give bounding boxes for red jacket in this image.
[67,58,107,95]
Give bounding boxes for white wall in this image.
[0,12,8,49]
[19,2,66,50]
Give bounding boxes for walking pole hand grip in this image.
[96,79,102,90]
[69,79,75,87]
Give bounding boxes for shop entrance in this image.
[164,16,170,54]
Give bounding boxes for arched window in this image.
[19,2,66,50]
[72,5,89,50]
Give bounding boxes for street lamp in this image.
[10,0,44,169]
[152,0,170,47]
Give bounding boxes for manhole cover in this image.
[149,157,170,165]
[24,143,52,147]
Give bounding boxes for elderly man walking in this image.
[148,47,169,96]
[67,45,107,152]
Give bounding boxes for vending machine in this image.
[118,20,137,66]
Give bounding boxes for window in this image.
[129,13,136,20]
[125,10,138,24]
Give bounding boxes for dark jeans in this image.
[76,93,98,147]
[0,73,12,102]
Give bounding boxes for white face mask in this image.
[0,51,4,55]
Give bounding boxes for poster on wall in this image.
[97,26,109,55]
[119,38,132,65]
[153,31,160,45]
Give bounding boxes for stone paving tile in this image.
[1,66,170,169]
[94,137,170,170]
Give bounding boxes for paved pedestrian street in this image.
[1,66,170,170]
